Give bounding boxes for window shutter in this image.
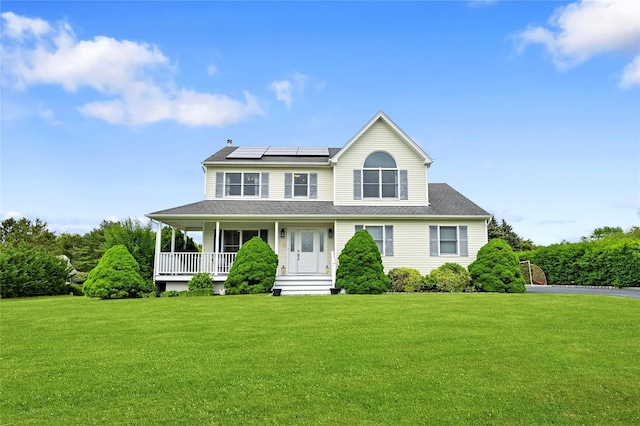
[284,173,292,199]
[400,170,408,200]
[385,225,394,256]
[215,172,224,198]
[260,229,268,243]
[261,172,269,198]
[353,170,362,200]
[459,226,468,257]
[429,226,439,256]
[309,173,317,199]
[355,225,364,232]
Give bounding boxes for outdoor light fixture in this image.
[280,228,285,238]
[328,228,333,238]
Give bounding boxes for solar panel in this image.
[226,147,268,159]
[264,147,298,156]
[296,147,329,156]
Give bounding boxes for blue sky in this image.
[1,1,639,246]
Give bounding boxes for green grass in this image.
[1,294,639,425]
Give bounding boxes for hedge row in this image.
[518,238,640,288]
[0,244,69,298]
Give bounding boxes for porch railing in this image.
[157,252,236,276]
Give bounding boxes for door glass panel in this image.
[290,232,295,252]
[319,233,324,252]
[301,232,314,252]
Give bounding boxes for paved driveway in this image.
[526,285,640,299]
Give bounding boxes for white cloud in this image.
[1,12,264,126]
[2,211,23,220]
[1,11,51,39]
[39,106,60,124]
[516,0,640,87]
[620,55,640,88]
[269,71,310,108]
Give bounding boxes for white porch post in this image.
[171,227,176,253]
[274,221,279,256]
[154,221,162,281]
[214,221,220,275]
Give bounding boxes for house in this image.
[146,111,491,295]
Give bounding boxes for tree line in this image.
[0,217,198,297]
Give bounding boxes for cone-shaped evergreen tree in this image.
[336,230,390,294]
[83,244,146,299]
[468,238,526,293]
[224,237,278,294]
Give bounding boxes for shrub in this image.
[388,267,423,292]
[468,239,526,293]
[185,289,211,297]
[225,237,278,295]
[188,272,214,291]
[520,239,640,287]
[70,271,88,285]
[83,245,147,299]
[336,230,390,294]
[67,283,84,296]
[161,290,181,297]
[426,263,473,292]
[0,243,69,298]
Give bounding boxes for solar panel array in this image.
[227,146,329,159]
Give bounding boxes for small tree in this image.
[188,272,214,291]
[83,244,146,299]
[224,237,278,294]
[336,230,390,294]
[468,239,526,293]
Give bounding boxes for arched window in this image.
[362,151,398,198]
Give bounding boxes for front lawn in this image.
[1,294,638,425]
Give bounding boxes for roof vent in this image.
[227,139,233,147]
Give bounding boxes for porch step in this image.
[273,275,334,296]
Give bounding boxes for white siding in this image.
[334,120,428,206]
[204,166,332,201]
[335,219,487,276]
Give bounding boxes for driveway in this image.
[526,285,640,299]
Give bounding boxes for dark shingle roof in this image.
[202,146,342,163]
[148,184,490,219]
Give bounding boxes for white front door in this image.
[288,228,325,274]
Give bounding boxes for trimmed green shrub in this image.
[388,267,423,292]
[520,238,640,287]
[188,272,214,291]
[426,263,473,293]
[70,271,88,285]
[468,239,526,293]
[83,245,146,299]
[161,290,180,297]
[0,243,69,298]
[185,289,211,297]
[336,230,390,294]
[225,237,278,295]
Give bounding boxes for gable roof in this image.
[330,111,433,166]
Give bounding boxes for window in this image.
[225,172,260,197]
[294,173,308,197]
[222,229,268,252]
[285,173,318,199]
[362,152,398,199]
[429,225,468,257]
[355,225,394,256]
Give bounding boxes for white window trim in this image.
[438,225,459,256]
[362,168,399,199]
[224,172,261,198]
[293,172,309,198]
[221,229,267,252]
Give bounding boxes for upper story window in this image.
[352,151,410,201]
[285,172,318,199]
[363,152,398,199]
[225,172,260,197]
